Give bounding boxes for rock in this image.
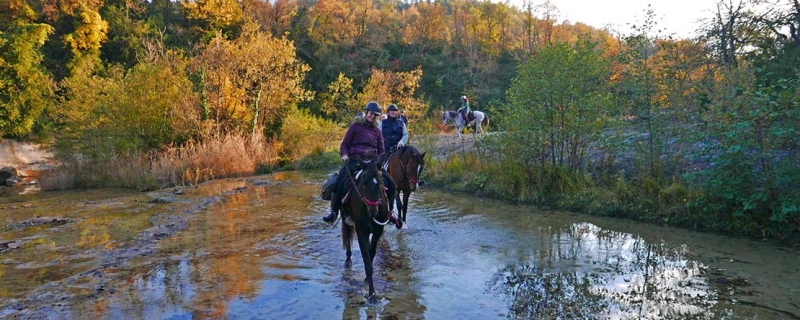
[1,166,23,186]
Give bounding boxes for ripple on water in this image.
[2,171,798,319]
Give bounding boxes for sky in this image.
[506,0,721,39]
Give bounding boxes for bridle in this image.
[344,160,392,226]
[392,147,421,185]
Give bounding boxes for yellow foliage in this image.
[63,5,108,54]
[358,67,426,121]
[183,0,244,29]
[192,22,312,136]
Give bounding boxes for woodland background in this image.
[1,0,798,240]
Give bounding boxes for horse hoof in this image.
[367,293,379,304]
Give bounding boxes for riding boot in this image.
[322,192,339,223]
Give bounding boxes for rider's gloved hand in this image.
[341,155,349,162]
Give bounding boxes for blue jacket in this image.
[381,117,408,151]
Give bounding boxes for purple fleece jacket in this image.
[340,116,385,160]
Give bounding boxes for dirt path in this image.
[414,132,493,161]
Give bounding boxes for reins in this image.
[343,159,392,226]
[392,147,419,185]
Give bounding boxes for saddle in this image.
[462,111,475,123]
[320,173,338,200]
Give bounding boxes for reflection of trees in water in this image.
[492,265,608,319]
[339,231,427,319]
[378,231,426,319]
[107,190,275,318]
[493,223,717,319]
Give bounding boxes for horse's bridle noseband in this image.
[393,148,421,185]
[344,160,391,226]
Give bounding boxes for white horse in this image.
[442,110,489,137]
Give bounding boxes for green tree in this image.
[615,6,666,177]
[503,40,613,173]
[64,4,109,77]
[318,72,358,124]
[0,0,56,138]
[55,57,198,159]
[690,67,800,236]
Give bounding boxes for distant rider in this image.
[457,95,470,122]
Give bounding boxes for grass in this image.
[40,133,280,191]
[39,110,344,191]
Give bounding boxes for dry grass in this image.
[40,133,280,190]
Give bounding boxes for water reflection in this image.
[2,172,798,319]
[492,223,715,319]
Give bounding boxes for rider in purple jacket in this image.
[323,101,397,224]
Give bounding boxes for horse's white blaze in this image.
[417,165,421,177]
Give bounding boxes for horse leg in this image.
[342,222,353,268]
[394,192,402,217]
[369,227,384,263]
[402,190,411,223]
[355,228,375,297]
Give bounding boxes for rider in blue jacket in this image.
[382,104,409,153]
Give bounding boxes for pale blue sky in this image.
[506,0,720,38]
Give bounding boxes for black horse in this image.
[340,158,395,298]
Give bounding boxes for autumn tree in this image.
[358,67,426,121]
[242,0,297,37]
[192,22,311,138]
[402,2,449,54]
[182,0,244,40]
[0,0,56,138]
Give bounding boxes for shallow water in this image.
[1,171,798,319]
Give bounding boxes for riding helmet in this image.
[365,101,382,114]
[387,104,399,111]
[461,95,467,100]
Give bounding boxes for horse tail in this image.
[342,221,353,250]
[482,114,489,131]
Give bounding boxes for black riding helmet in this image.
[387,104,399,111]
[365,101,381,114]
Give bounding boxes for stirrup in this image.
[344,215,354,226]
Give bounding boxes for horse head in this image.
[400,146,426,191]
[356,158,384,218]
[442,111,453,126]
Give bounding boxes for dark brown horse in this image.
[340,158,394,298]
[386,146,426,224]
